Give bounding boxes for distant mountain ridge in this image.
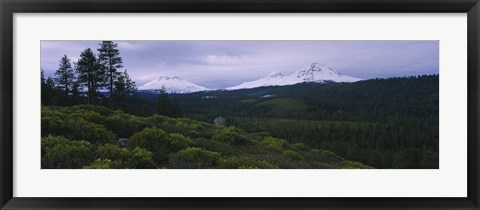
[138,63,361,93]
[226,63,361,90]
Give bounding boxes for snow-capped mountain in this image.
[226,63,361,90]
[139,76,209,93]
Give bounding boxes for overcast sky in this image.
[41,40,439,89]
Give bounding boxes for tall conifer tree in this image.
[54,55,75,100]
[170,98,183,118]
[156,86,170,116]
[98,41,123,107]
[113,69,137,107]
[75,48,103,104]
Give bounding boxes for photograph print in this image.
[41,40,439,169]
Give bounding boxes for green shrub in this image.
[188,130,201,138]
[283,150,303,161]
[211,128,250,145]
[168,147,221,169]
[131,147,156,168]
[130,127,191,164]
[173,121,202,137]
[42,136,94,169]
[96,144,155,169]
[292,143,311,151]
[191,138,236,156]
[42,113,116,144]
[41,108,68,136]
[64,104,113,116]
[70,109,108,125]
[66,118,116,144]
[106,111,148,138]
[154,120,202,138]
[319,150,345,161]
[97,144,132,162]
[83,159,114,169]
[169,133,193,147]
[261,137,290,151]
[220,156,278,169]
[94,144,132,169]
[254,131,272,138]
[342,161,374,169]
[144,115,171,127]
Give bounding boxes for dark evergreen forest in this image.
[169,76,439,169]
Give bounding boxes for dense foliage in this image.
[41,105,372,169]
[164,75,439,169]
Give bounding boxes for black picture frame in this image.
[1,0,479,209]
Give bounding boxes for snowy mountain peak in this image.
[139,75,209,93]
[265,72,286,79]
[304,62,333,72]
[296,63,340,80]
[227,63,361,90]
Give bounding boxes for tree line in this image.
[42,41,135,108]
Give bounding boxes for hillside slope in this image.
[167,75,439,169]
[41,105,372,169]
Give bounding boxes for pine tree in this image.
[123,69,137,96]
[113,72,126,98]
[170,98,183,118]
[44,77,58,105]
[113,69,137,109]
[41,68,46,85]
[41,68,62,105]
[113,70,137,97]
[98,41,123,107]
[75,48,104,104]
[70,80,83,105]
[54,55,75,100]
[41,68,48,104]
[156,86,170,116]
